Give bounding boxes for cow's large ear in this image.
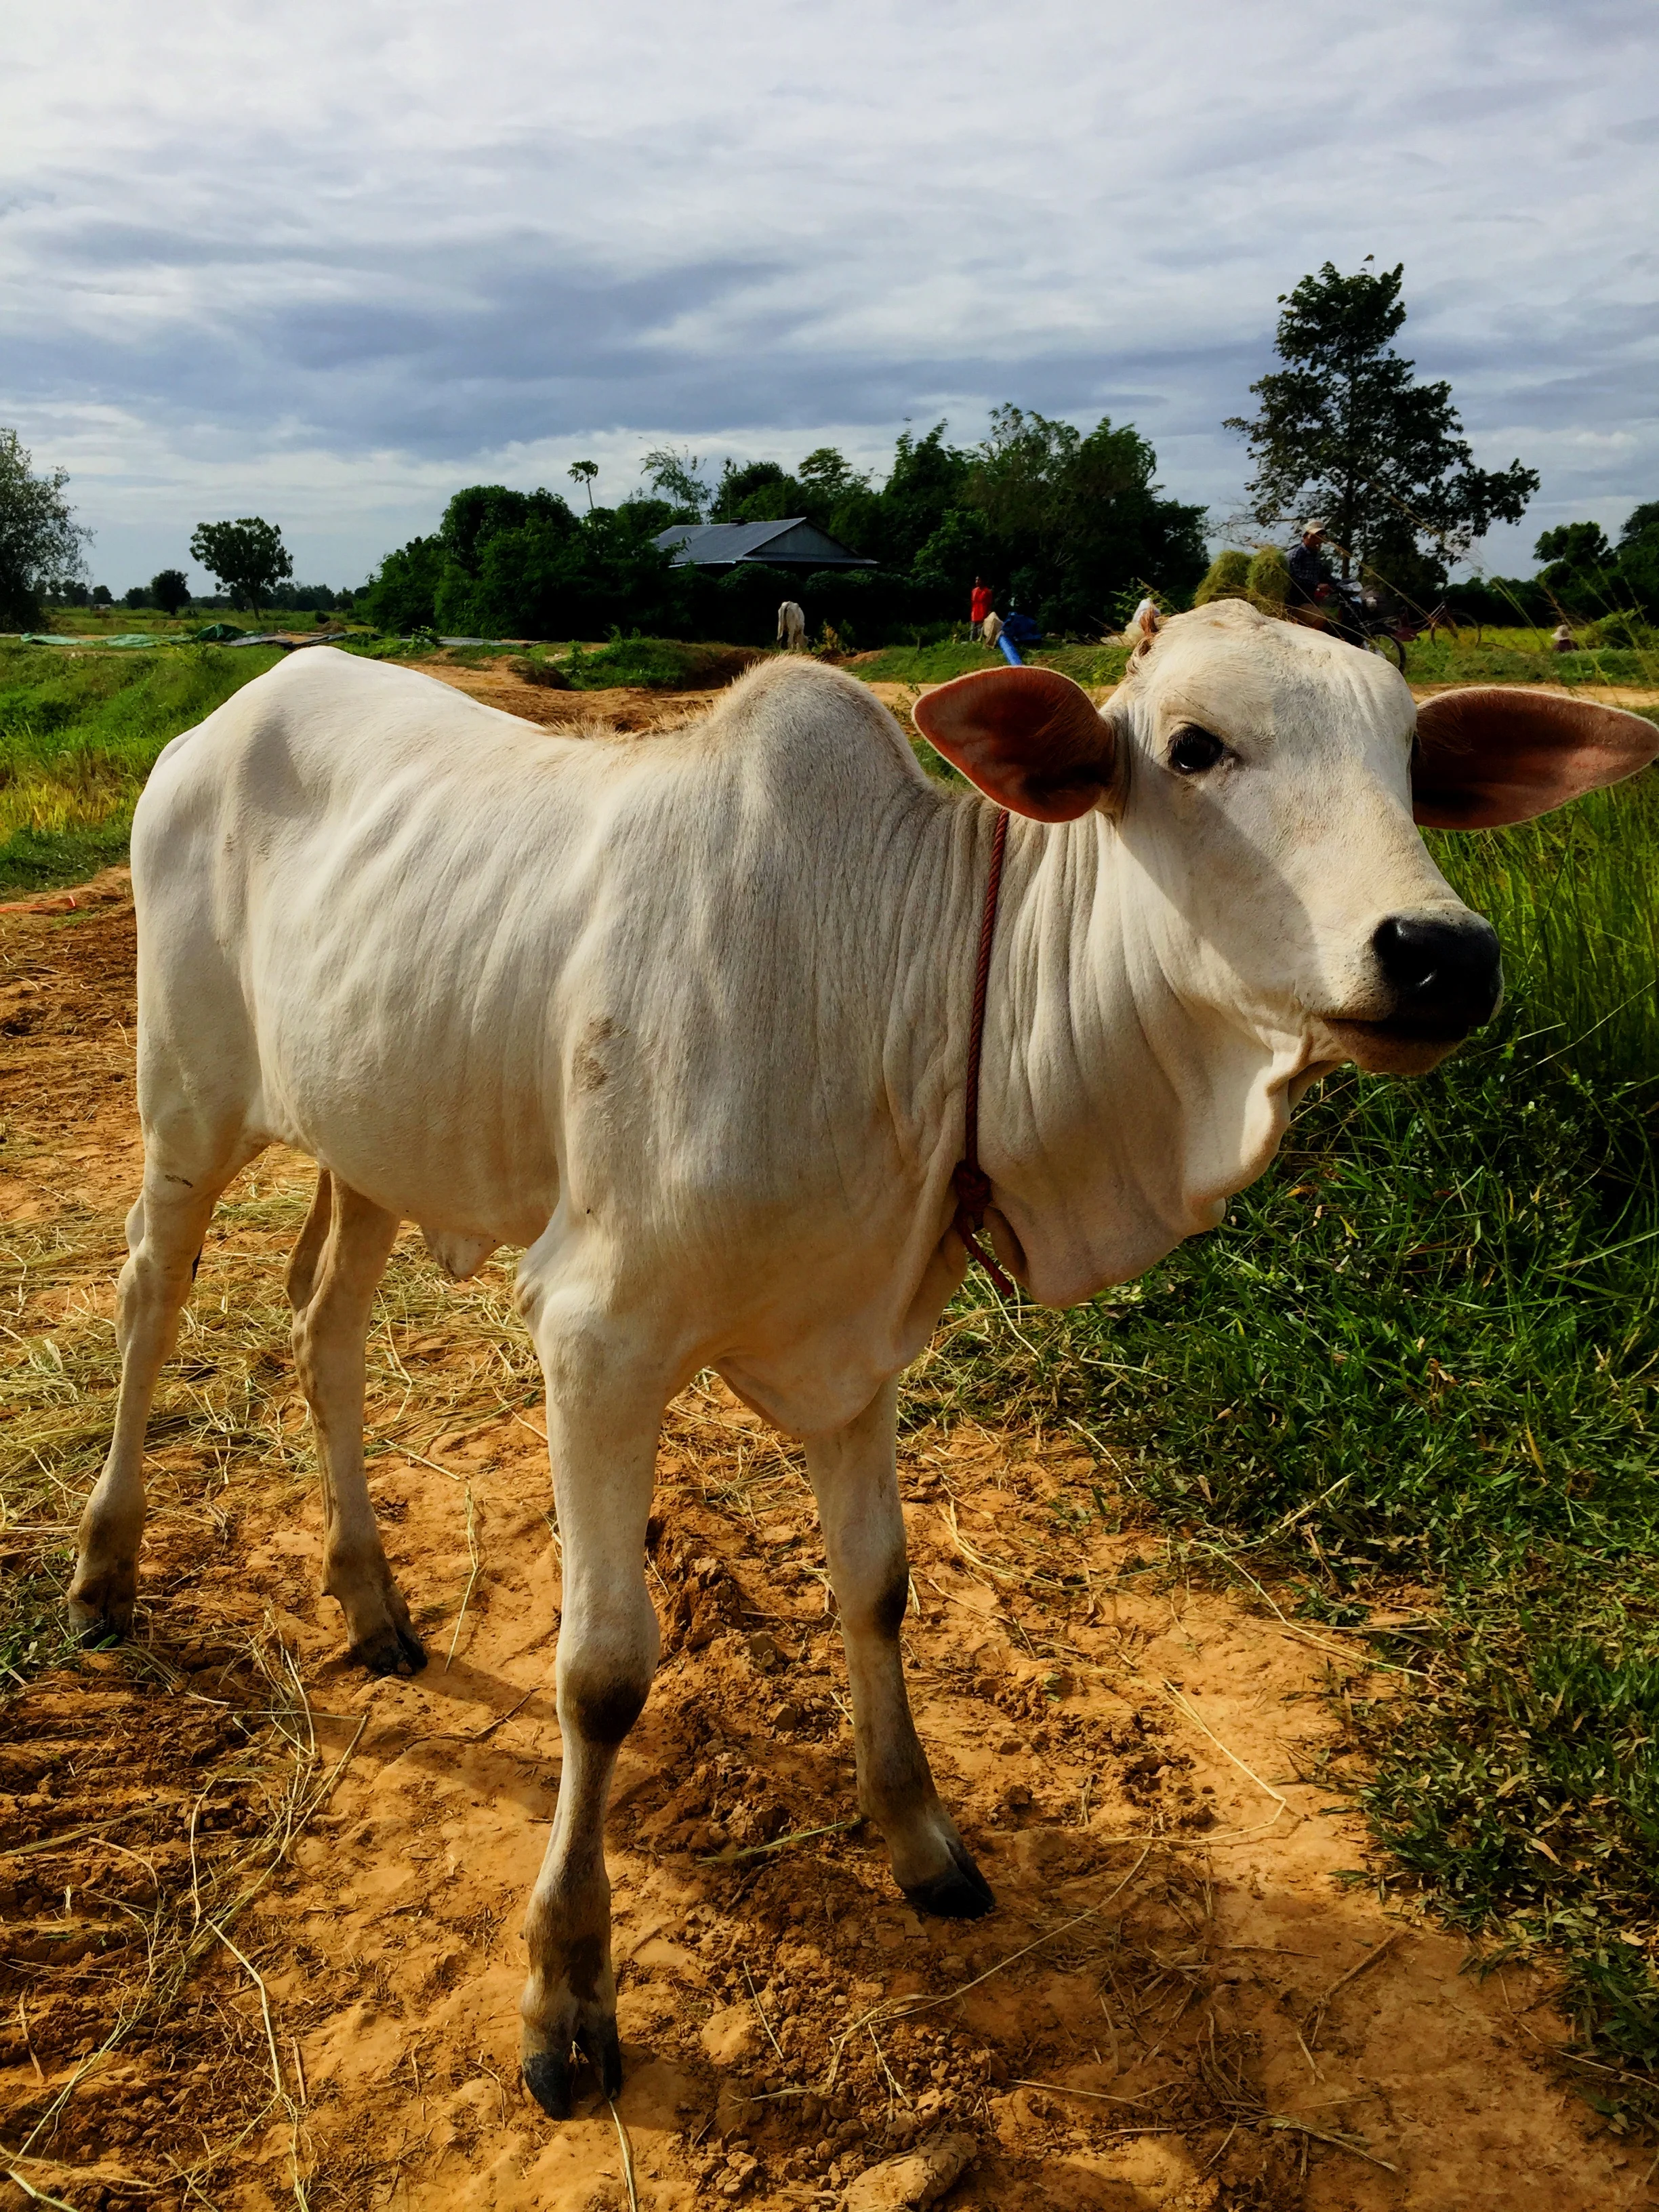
[913,668,1115,822]
[1413,687,1658,830]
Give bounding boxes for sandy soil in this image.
[1,882,1653,2211]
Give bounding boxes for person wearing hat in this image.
[1287,520,1366,646]
[1288,520,1338,612]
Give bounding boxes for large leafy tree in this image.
[959,406,1207,627]
[1534,520,1614,610]
[1225,262,1538,586]
[189,516,293,617]
[150,568,192,615]
[361,482,683,638]
[1614,502,1659,617]
[0,427,89,628]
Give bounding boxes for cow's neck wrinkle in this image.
[972,809,1296,1304]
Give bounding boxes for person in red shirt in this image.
[969,577,992,639]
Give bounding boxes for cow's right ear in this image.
[913,668,1116,822]
[1412,687,1658,829]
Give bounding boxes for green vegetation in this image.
[188,515,294,617]
[0,426,89,630]
[560,636,760,689]
[360,410,1205,648]
[850,639,1132,687]
[0,642,283,893]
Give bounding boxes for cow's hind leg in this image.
[807,1380,993,1918]
[287,1170,424,1674]
[68,1157,245,1637]
[517,1284,663,2118]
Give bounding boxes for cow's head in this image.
[915,600,1656,1082]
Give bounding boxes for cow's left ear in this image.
[1413,687,1658,830]
[913,668,1116,822]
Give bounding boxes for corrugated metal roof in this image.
[653,518,876,569]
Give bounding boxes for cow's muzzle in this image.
[1323,912,1502,1073]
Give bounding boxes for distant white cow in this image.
[777,599,806,651]
[68,605,1655,2118]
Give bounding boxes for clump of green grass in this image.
[1427,759,1659,1092]
[0,643,284,893]
[1403,625,1656,687]
[850,640,1131,687]
[562,636,762,689]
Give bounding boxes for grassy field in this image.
[855,625,1659,693]
[7,626,1659,2111]
[0,642,287,894]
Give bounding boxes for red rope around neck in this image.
[951,807,1017,1298]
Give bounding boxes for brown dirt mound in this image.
[1,898,1650,2211]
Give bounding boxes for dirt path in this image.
[409,655,737,734]
[1,896,1650,2211]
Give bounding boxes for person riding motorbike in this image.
[1287,522,1365,647]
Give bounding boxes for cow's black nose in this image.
[1372,914,1502,1034]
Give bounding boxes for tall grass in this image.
[0,643,283,893]
[1429,762,1659,1094]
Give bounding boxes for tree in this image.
[958,408,1207,629]
[568,460,598,510]
[149,568,190,615]
[188,516,293,617]
[1614,502,1659,617]
[1225,262,1538,588]
[123,585,149,609]
[712,459,796,524]
[1534,521,1615,611]
[0,427,89,628]
[91,584,112,605]
[639,448,708,520]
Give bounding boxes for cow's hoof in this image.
[523,2047,575,2120]
[65,1570,135,1642]
[348,1622,428,1677]
[905,1840,994,1919]
[521,2020,623,2119]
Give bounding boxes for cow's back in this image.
[131,649,947,1283]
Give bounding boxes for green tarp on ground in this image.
[19,632,172,648]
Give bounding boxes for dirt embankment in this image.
[1,896,1650,2211]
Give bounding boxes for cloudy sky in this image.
[3,0,1654,594]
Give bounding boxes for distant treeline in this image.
[1387,503,1658,635]
[47,579,354,614]
[358,411,1209,646]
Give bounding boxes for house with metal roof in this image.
[652,518,876,571]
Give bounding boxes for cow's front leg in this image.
[69,1166,231,1636]
[806,1380,993,1917]
[518,1290,663,2118]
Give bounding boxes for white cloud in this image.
[1,0,1654,586]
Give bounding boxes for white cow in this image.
[68,602,1654,2116]
[777,598,806,651]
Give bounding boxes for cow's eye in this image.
[1169,726,1227,775]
